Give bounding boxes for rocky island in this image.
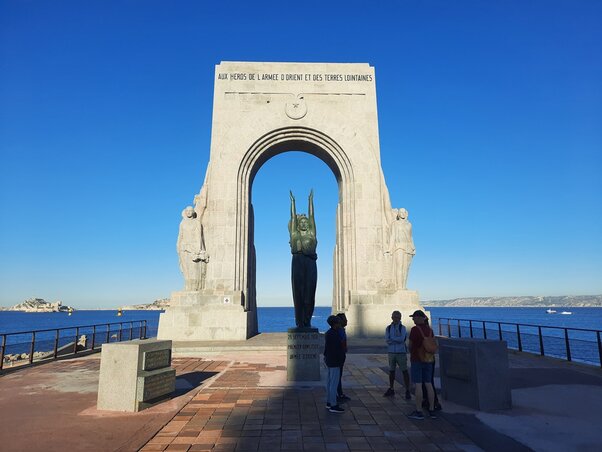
[1,298,75,312]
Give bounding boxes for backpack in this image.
[417,326,437,361]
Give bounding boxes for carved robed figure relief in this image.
[177,199,209,291]
[288,190,318,328]
[387,208,415,290]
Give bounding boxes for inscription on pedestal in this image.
[137,369,177,401]
[287,328,321,381]
[142,349,171,371]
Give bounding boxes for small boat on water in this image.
[546,309,557,314]
[117,308,123,317]
[67,307,73,316]
[560,311,572,315]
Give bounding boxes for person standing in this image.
[383,311,411,400]
[324,315,345,413]
[336,313,350,402]
[407,310,437,420]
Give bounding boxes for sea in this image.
[1,307,601,364]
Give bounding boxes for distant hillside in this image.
[424,295,602,307]
[122,298,170,310]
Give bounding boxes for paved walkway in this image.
[1,338,601,452]
[141,354,476,452]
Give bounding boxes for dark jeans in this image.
[421,359,440,406]
[337,362,344,396]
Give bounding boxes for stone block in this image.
[158,291,257,341]
[438,337,512,411]
[286,328,321,381]
[345,290,423,337]
[97,339,175,412]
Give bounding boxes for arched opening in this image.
[235,127,357,335]
[251,151,339,331]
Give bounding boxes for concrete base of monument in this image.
[286,327,321,381]
[157,291,258,341]
[345,289,426,337]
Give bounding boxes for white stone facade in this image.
[158,62,425,341]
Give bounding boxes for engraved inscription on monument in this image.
[287,329,321,381]
[137,369,177,401]
[443,346,472,381]
[142,349,172,371]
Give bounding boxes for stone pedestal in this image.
[97,339,175,412]
[158,291,258,341]
[286,328,321,381]
[345,290,424,337]
[438,337,512,411]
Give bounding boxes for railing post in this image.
[516,324,522,351]
[73,327,80,354]
[469,320,473,338]
[0,334,6,370]
[438,319,442,336]
[106,324,110,343]
[53,329,59,359]
[29,332,36,364]
[91,325,96,350]
[447,319,451,337]
[483,321,487,339]
[597,332,602,368]
[498,323,502,340]
[142,320,147,339]
[538,326,544,356]
[118,323,123,342]
[564,329,572,362]
[458,319,462,338]
[128,322,133,341]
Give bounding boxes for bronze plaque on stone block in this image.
[142,349,171,371]
[444,346,472,381]
[137,369,176,401]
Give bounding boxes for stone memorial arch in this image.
[158,62,424,342]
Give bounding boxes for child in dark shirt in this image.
[324,315,345,413]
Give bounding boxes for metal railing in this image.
[435,317,602,367]
[0,320,150,371]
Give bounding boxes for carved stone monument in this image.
[438,337,512,410]
[158,62,427,343]
[97,339,175,412]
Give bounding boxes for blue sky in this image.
[1,1,600,308]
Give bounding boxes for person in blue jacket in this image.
[383,310,411,399]
[324,315,346,413]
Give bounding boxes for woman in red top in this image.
[407,310,436,420]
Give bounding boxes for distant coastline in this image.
[424,295,602,307]
[2,295,601,311]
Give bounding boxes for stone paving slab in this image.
[2,339,602,452]
[0,355,227,452]
[140,355,477,452]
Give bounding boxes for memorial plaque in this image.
[137,368,176,401]
[287,328,321,381]
[142,349,171,371]
[444,346,472,381]
[97,339,175,412]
